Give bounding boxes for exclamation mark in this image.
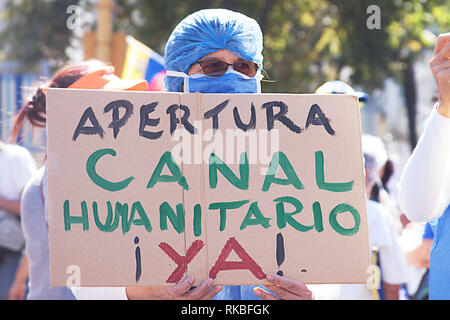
[134,236,142,282]
[276,233,285,276]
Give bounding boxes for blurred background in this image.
[0,0,449,196]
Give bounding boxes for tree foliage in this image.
[110,0,449,96]
[0,0,79,72]
[2,0,448,92]
[1,0,448,146]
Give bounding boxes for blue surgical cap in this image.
[164,8,264,92]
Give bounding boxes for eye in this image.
[200,60,228,76]
[235,62,250,70]
[207,61,223,69]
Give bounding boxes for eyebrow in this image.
[199,58,247,63]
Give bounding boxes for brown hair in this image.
[10,60,107,143]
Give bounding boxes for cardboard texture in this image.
[46,89,370,287]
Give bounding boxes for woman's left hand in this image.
[253,273,313,300]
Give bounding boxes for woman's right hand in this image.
[125,276,222,300]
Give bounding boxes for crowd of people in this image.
[0,8,448,300]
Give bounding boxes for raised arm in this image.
[398,33,450,222]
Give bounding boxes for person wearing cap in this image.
[350,135,408,299]
[398,32,450,300]
[8,59,148,300]
[315,80,369,107]
[163,9,264,94]
[315,81,409,299]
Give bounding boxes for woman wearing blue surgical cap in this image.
[163,8,264,94]
[71,8,314,302]
[123,9,313,301]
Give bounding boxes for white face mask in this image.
[165,69,262,93]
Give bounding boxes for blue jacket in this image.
[429,205,450,300]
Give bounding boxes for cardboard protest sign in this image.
[46,89,370,287]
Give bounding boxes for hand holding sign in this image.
[254,273,313,300]
[126,276,222,300]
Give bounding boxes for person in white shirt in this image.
[398,32,450,300]
[338,135,408,299]
[0,140,37,299]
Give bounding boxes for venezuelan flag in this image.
[121,36,166,91]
